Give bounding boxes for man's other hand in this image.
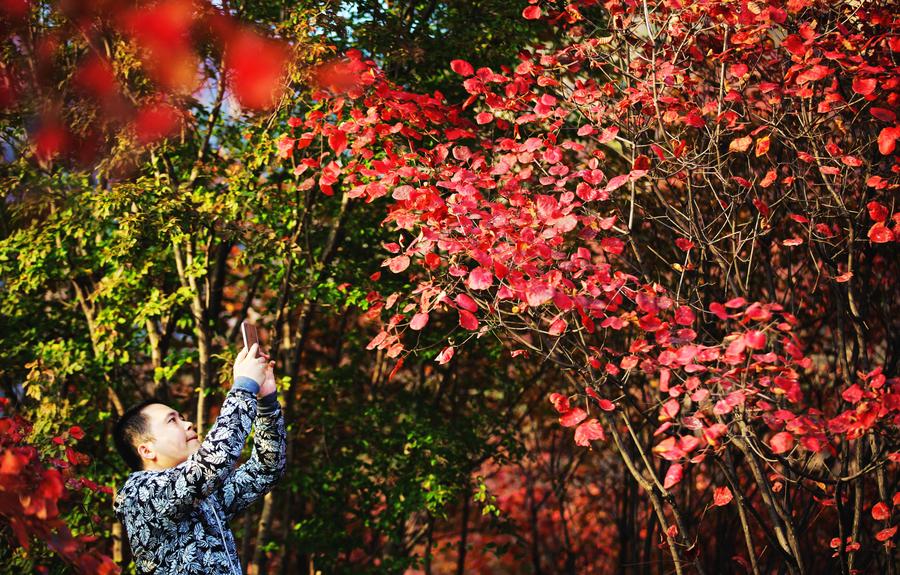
[258,360,277,397]
[233,344,267,385]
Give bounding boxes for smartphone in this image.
[241,321,259,356]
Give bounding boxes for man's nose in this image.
[183,421,194,431]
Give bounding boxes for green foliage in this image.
[332,0,544,98]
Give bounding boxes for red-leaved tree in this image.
[279,0,899,573]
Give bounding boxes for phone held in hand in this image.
[241,321,259,356]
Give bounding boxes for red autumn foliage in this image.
[278,0,899,571]
[0,401,118,573]
[2,0,290,166]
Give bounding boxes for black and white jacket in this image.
[114,378,286,575]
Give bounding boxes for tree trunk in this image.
[249,492,276,575]
[456,486,470,575]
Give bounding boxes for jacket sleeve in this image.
[122,378,261,521]
[215,392,286,520]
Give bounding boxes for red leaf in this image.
[598,399,615,411]
[868,201,889,223]
[458,309,479,330]
[450,59,474,76]
[467,267,493,290]
[328,130,348,155]
[755,136,770,157]
[455,293,478,312]
[409,313,429,331]
[600,237,624,254]
[878,126,899,155]
[522,5,542,19]
[597,126,619,144]
[475,112,493,124]
[724,297,747,309]
[744,330,766,350]
[868,223,894,244]
[710,302,729,320]
[620,355,639,370]
[675,238,694,252]
[525,281,554,307]
[875,526,897,542]
[713,486,733,506]
[675,306,695,326]
[366,331,387,350]
[435,346,455,364]
[605,174,629,192]
[663,463,684,489]
[387,255,410,273]
[388,358,404,381]
[549,393,570,413]
[574,419,606,446]
[770,431,794,454]
[842,384,864,404]
[661,398,680,420]
[851,77,877,96]
[68,426,85,440]
[872,502,891,521]
[870,108,896,123]
[226,31,288,110]
[548,317,568,336]
[796,64,832,84]
[560,407,588,428]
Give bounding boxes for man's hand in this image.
[233,344,267,386]
[258,359,277,397]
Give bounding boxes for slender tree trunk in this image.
[456,486,470,575]
[250,492,276,575]
[241,507,256,572]
[195,323,211,434]
[112,479,124,565]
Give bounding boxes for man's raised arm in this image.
[215,362,286,520]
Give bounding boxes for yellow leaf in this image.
[729,135,753,153]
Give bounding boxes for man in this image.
[113,343,286,574]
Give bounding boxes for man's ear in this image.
[137,441,157,464]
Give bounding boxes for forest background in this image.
[1,0,898,574]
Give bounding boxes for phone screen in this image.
[241,321,259,355]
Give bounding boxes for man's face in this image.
[136,404,200,470]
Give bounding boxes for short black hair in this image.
[113,399,159,471]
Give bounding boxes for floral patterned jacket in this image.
[114,378,286,574]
